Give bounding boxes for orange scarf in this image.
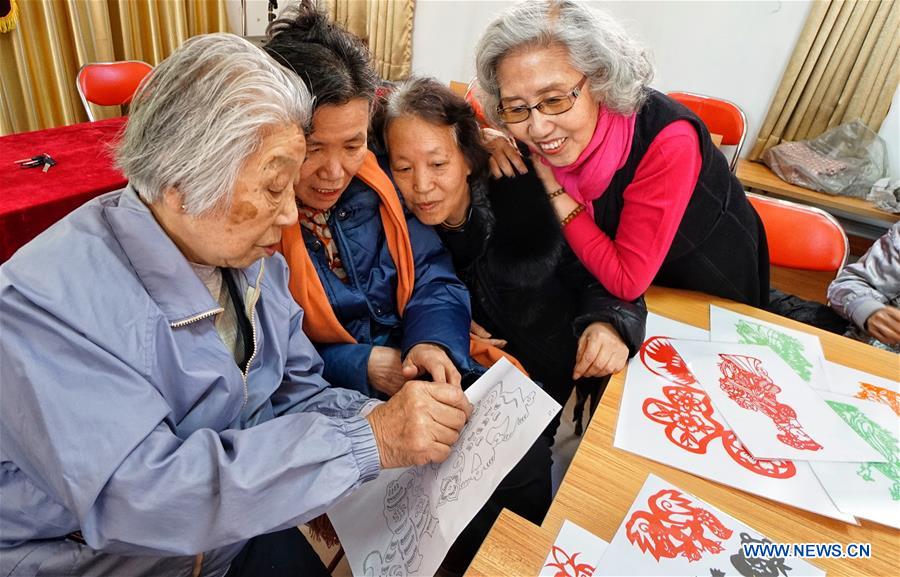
[279,151,524,372]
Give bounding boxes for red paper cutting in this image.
[717,354,822,451]
[640,336,699,387]
[544,546,595,577]
[626,488,733,562]
[639,336,798,478]
[643,386,724,454]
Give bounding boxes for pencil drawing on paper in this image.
[361,378,536,576]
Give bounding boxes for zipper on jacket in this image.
[169,308,224,328]
[239,262,265,409]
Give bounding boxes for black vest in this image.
[592,89,769,306]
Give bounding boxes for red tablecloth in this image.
[0,117,128,261]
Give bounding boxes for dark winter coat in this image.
[438,164,647,408]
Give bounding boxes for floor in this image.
[305,390,585,576]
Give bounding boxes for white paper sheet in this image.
[824,360,900,417]
[327,358,561,577]
[709,305,830,390]
[593,474,825,577]
[614,313,855,523]
[539,520,609,577]
[676,339,883,462]
[809,392,900,529]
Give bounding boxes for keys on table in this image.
[15,153,57,172]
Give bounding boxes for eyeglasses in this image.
[497,76,588,124]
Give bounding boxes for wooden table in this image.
[737,160,898,235]
[467,285,900,577]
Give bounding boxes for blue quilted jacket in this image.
[303,160,474,395]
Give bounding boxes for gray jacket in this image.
[827,221,900,352]
[0,187,381,576]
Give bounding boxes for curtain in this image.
[750,0,899,160]
[325,0,415,81]
[0,0,227,135]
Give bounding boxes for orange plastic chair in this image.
[76,61,153,121]
[668,91,746,172]
[747,193,849,272]
[463,78,492,128]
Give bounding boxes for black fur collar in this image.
[483,166,564,286]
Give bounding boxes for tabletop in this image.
[467,285,900,577]
[0,117,127,261]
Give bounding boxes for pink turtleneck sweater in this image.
[561,120,702,301]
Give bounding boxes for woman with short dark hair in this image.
[380,77,647,429]
[264,4,552,574]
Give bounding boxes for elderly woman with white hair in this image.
[477,0,769,307]
[0,34,472,577]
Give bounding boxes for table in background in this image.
[467,285,900,577]
[0,118,127,261]
[737,159,898,242]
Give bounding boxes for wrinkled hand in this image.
[366,380,474,468]
[367,346,406,396]
[483,127,527,178]
[573,322,629,379]
[402,343,462,386]
[865,306,900,345]
[470,320,507,349]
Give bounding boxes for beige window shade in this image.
[0,0,228,135]
[325,0,415,81]
[750,0,899,161]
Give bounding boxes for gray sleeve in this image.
[79,411,380,556]
[0,281,381,557]
[269,293,383,419]
[827,223,900,329]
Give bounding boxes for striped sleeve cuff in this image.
[341,415,382,483]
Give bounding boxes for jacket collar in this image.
[105,186,263,325]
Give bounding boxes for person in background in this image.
[0,33,473,577]
[263,3,550,574]
[379,77,647,435]
[475,0,769,306]
[828,222,900,353]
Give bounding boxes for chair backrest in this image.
[463,78,491,128]
[76,61,153,121]
[747,192,849,272]
[667,91,746,172]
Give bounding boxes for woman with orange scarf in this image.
[265,4,550,574]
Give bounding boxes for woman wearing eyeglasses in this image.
[476,0,769,307]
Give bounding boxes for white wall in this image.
[411,0,899,176]
[226,0,277,37]
[879,89,899,181]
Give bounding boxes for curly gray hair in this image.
[115,33,312,215]
[475,0,654,126]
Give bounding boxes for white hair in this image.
[115,33,312,215]
[475,0,654,126]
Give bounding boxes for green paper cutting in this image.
[826,399,900,501]
[735,319,813,381]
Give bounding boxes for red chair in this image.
[668,91,746,172]
[747,193,849,272]
[76,61,153,121]
[464,78,493,129]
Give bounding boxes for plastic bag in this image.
[866,177,900,213]
[762,119,888,198]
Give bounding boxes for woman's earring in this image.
[181,204,187,211]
